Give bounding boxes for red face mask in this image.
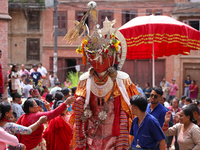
[89,53,114,73]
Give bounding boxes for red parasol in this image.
[119,15,200,86]
[119,15,200,60]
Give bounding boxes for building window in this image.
[122,10,138,25]
[183,20,200,31]
[27,10,40,31]
[98,10,114,28]
[27,38,40,61]
[58,11,67,36]
[146,9,163,16]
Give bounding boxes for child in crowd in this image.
[30,64,42,86]
[41,85,49,99]
[53,92,65,109]
[45,94,54,108]
[9,112,17,123]
[10,64,21,93]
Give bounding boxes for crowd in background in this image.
[0,62,77,150]
[0,61,200,150]
[132,76,200,150]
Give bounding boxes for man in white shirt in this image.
[49,71,59,88]
[38,63,48,86]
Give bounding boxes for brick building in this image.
[8,0,44,68]
[171,0,200,98]
[0,0,11,99]
[8,0,200,98]
[42,0,174,84]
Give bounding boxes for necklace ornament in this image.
[91,76,113,97]
[81,93,114,139]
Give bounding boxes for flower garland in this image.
[76,34,121,65]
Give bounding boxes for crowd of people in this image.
[6,63,70,98]
[130,76,200,150]
[0,62,78,150]
[0,62,200,150]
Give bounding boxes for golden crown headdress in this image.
[64,1,127,70]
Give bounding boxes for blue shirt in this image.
[146,103,168,127]
[30,72,42,86]
[185,79,191,85]
[136,86,145,96]
[143,87,152,98]
[130,113,166,149]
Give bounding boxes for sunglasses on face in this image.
[150,94,158,99]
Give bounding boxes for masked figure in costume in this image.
[65,2,139,150]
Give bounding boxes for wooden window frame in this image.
[57,11,68,36]
[26,38,40,61]
[183,19,200,31]
[98,10,114,28]
[27,10,40,31]
[122,10,138,25]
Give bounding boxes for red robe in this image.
[17,114,44,150]
[43,116,73,150]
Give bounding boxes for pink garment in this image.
[64,81,71,87]
[42,92,48,99]
[169,83,178,96]
[19,69,30,76]
[0,127,19,150]
[29,68,35,74]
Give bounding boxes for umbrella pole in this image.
[152,41,155,87]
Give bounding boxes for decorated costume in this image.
[66,2,139,150]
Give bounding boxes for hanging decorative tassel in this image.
[100,54,103,64]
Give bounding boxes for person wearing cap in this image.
[11,92,24,120]
[50,82,62,97]
[23,78,32,98]
[168,78,178,103]
[30,64,42,86]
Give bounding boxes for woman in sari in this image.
[189,80,198,99]
[17,96,74,150]
[0,105,22,150]
[43,100,73,150]
[0,102,47,150]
